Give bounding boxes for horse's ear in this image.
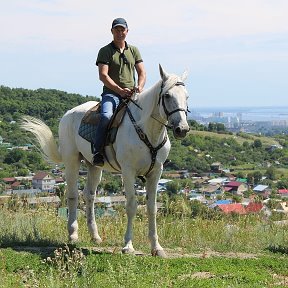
[181,70,188,82]
[159,64,169,82]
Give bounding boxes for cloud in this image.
[1,0,288,52]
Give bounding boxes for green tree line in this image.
[1,85,288,184]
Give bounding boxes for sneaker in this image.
[92,152,104,167]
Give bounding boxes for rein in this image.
[124,80,186,179]
[126,106,167,178]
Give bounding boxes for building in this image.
[94,195,126,208]
[253,185,270,198]
[224,181,248,195]
[278,189,288,198]
[27,196,61,208]
[32,172,56,192]
[216,203,246,215]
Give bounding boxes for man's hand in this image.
[134,86,143,93]
[120,87,133,98]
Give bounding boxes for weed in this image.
[43,244,85,278]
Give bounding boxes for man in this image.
[92,17,146,166]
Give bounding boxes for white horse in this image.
[21,65,190,257]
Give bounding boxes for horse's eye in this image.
[164,93,170,98]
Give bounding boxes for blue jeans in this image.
[93,93,121,153]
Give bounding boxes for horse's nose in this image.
[174,125,190,139]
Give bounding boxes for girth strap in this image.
[126,107,167,178]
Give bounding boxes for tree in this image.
[253,139,262,148]
[165,181,180,195]
[253,171,263,184]
[265,167,277,180]
[4,149,26,164]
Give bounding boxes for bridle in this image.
[158,81,188,121]
[124,80,188,180]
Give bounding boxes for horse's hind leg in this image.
[65,156,81,242]
[82,162,102,243]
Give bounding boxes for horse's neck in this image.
[135,82,167,145]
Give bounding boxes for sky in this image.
[1,0,288,109]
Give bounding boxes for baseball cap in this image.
[112,18,128,29]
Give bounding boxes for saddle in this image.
[78,101,127,146]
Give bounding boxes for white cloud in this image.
[1,0,288,51]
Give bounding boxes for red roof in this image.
[278,189,288,194]
[11,181,21,188]
[217,203,246,214]
[55,177,64,183]
[33,172,50,180]
[2,177,16,183]
[225,181,242,188]
[245,202,263,213]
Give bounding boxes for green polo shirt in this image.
[96,41,143,95]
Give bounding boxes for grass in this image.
[189,130,280,146]
[0,206,288,287]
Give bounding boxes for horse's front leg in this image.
[121,172,137,254]
[82,163,102,243]
[146,171,167,258]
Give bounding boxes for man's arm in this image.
[135,62,146,93]
[98,63,132,98]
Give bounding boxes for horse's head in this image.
[158,64,190,139]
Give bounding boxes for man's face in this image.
[111,26,128,41]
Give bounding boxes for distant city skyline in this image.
[1,0,288,108]
[189,106,288,122]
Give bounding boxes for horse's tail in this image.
[21,116,62,164]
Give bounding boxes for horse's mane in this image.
[134,73,182,124]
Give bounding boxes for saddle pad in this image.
[78,122,98,143]
[78,101,127,144]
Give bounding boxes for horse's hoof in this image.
[92,237,102,244]
[69,237,79,243]
[122,247,135,254]
[151,249,167,258]
[69,233,79,243]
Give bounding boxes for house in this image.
[94,195,126,208]
[209,199,232,209]
[10,188,41,196]
[278,189,288,198]
[245,202,263,214]
[32,172,56,192]
[27,196,61,208]
[189,193,206,203]
[11,181,24,190]
[224,181,248,195]
[210,162,223,172]
[201,184,223,198]
[208,177,227,185]
[216,203,246,214]
[55,177,65,185]
[253,185,270,198]
[274,201,288,214]
[2,177,17,184]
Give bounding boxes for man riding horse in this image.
[92,18,146,166]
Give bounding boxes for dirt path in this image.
[12,246,260,259]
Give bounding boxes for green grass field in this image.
[0,207,287,287]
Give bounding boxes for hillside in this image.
[189,129,280,146]
[1,85,288,179]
